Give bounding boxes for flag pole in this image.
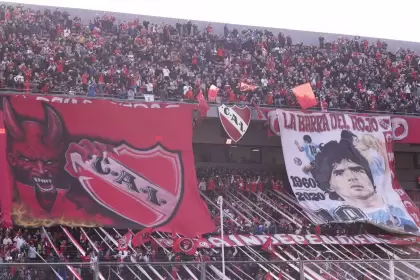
[217,196,225,277]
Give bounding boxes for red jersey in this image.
[207,179,215,191]
[250,182,257,192]
[81,73,89,84]
[264,272,273,280]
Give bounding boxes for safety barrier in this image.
[0,89,420,118]
[0,259,417,279]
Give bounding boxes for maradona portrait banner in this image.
[276,109,420,234]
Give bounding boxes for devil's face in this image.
[8,122,65,193]
[4,99,65,196]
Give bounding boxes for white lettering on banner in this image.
[239,235,263,246]
[320,235,339,244]
[335,236,353,245]
[305,234,323,244]
[273,234,295,245]
[31,95,178,109]
[290,234,306,244]
[218,105,249,134]
[228,235,245,246]
[276,109,420,235]
[69,150,178,226]
[207,237,229,247]
[153,234,420,248]
[267,110,410,141]
[404,201,414,208]
[364,235,382,244]
[255,235,271,244]
[66,144,183,228]
[353,235,369,244]
[35,96,93,104]
[395,189,406,196]
[198,240,211,249]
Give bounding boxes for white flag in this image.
[144,94,155,102]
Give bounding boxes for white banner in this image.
[276,110,420,235]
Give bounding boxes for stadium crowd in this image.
[0,166,417,279]
[0,3,420,280]
[0,4,420,115]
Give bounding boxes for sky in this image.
[5,0,420,43]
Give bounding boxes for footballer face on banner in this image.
[277,110,420,235]
[0,96,215,236]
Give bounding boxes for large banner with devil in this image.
[0,95,215,237]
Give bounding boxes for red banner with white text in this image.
[155,234,420,248]
[0,95,215,237]
[264,109,420,144]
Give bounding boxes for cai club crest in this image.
[218,104,251,142]
[65,142,184,228]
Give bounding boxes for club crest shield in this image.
[65,143,183,228]
[180,238,194,252]
[218,104,251,142]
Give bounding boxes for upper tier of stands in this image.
[1,4,420,116]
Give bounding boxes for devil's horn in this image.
[3,98,24,140]
[43,105,63,146]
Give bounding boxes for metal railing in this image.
[1,87,420,118]
[1,259,418,279]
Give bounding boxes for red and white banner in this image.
[0,95,215,236]
[265,109,420,144]
[154,234,420,248]
[275,109,420,235]
[173,237,198,255]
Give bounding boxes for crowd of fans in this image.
[1,4,420,115]
[0,166,416,279]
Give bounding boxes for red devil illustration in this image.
[3,98,117,225]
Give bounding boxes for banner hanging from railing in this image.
[155,233,420,248]
[275,109,420,235]
[218,104,251,142]
[0,95,215,236]
[265,109,417,144]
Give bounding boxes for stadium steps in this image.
[47,190,420,279]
